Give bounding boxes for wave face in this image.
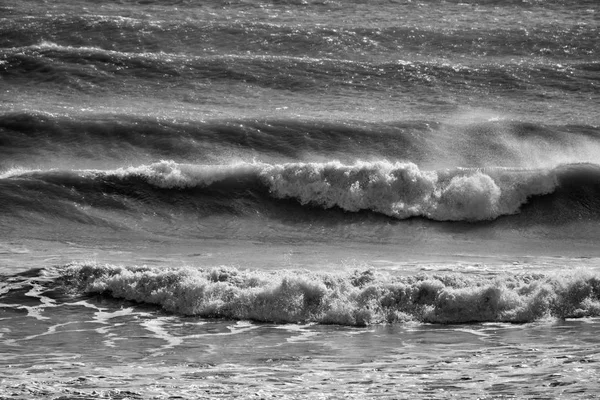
[24,262,593,326]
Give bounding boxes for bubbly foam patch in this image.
[260,161,558,221]
[55,263,600,326]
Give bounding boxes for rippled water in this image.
[3,298,599,399]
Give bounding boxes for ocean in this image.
[1,0,600,398]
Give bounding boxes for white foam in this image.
[260,160,558,221]
[58,262,600,325]
[141,317,184,352]
[273,323,320,343]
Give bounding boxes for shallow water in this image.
[3,296,600,399]
[2,250,600,398]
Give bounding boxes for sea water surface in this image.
[1,0,600,398]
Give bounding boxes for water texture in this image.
[1,0,600,398]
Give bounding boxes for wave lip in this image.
[259,161,558,221]
[53,263,600,326]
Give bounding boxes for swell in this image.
[10,262,600,326]
[2,43,598,95]
[2,111,599,169]
[2,161,600,224]
[0,111,435,166]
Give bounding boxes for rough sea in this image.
[1,0,600,398]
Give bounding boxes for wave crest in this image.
[260,161,557,221]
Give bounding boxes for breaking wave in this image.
[2,160,575,222]
[31,262,600,326]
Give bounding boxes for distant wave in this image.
[24,262,598,325]
[2,42,597,94]
[4,160,600,223]
[1,12,597,60]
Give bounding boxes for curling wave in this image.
[0,159,585,222]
